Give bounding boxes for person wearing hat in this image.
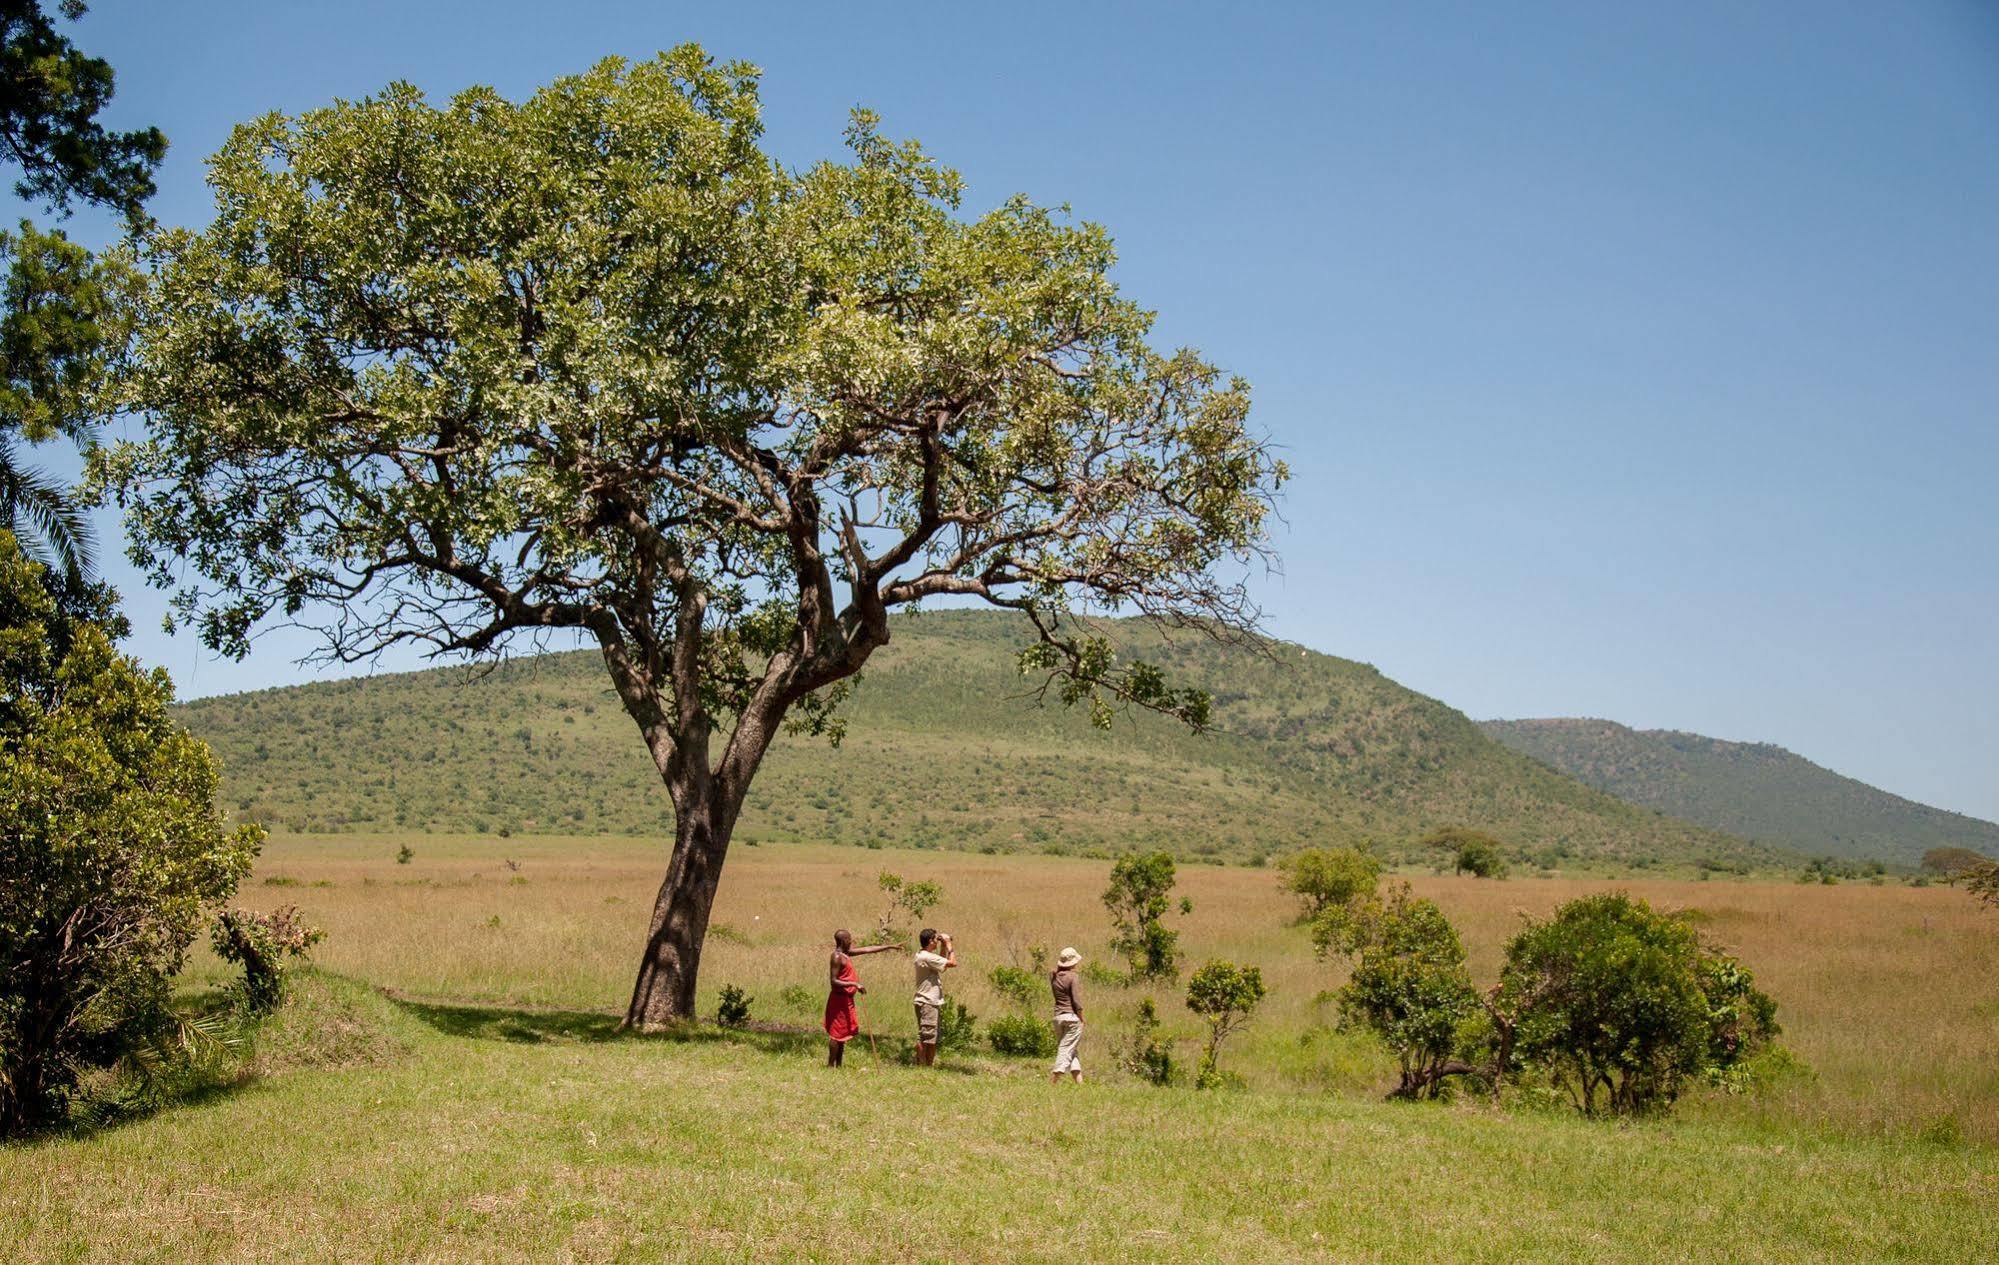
[1049,947,1086,1084]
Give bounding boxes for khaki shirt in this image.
[913,949,950,1006]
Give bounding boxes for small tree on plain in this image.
[1104,851,1189,981]
[1921,847,1990,885]
[211,905,323,1015]
[874,872,942,947]
[1321,883,1483,1100]
[1185,959,1265,1089]
[1279,846,1379,921]
[98,49,1284,1029]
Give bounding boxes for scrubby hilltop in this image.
[178,611,1778,871]
[1479,717,1999,866]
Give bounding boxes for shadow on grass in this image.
[391,997,624,1044]
[390,996,844,1060]
[387,996,990,1072]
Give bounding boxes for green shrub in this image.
[211,905,324,1015]
[1494,892,1779,1116]
[1104,850,1186,981]
[936,1000,978,1052]
[716,984,752,1028]
[1324,883,1482,1100]
[987,1014,1056,1058]
[1186,959,1266,1089]
[1113,998,1173,1085]
[1280,846,1379,920]
[0,538,262,1135]
[987,965,1040,1012]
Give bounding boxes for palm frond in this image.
[0,436,96,583]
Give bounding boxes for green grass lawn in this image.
[4,973,1990,1264]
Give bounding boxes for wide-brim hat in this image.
[1056,947,1083,968]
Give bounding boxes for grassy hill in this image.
[1479,717,1999,867]
[177,611,1780,871]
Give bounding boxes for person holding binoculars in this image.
[911,928,957,1067]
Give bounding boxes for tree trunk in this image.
[623,796,731,1030]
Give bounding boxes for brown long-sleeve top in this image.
[1050,967,1083,1020]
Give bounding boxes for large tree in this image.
[99,49,1285,1027]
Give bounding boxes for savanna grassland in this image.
[7,834,1992,1263]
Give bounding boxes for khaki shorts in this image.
[914,1000,940,1044]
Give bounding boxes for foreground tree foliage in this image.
[1966,862,1999,912]
[0,532,261,1134]
[0,1,157,583]
[0,2,165,221]
[98,49,1283,1027]
[1494,893,1778,1116]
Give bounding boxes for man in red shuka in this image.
[824,928,900,1067]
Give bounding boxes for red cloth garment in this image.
[824,955,860,1042]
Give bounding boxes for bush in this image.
[936,1000,978,1052]
[0,538,263,1135]
[716,984,752,1028]
[1494,892,1778,1116]
[1280,846,1379,920]
[987,964,1040,1012]
[1326,883,1482,1100]
[987,1014,1057,1058]
[1113,997,1173,1085]
[1104,850,1187,981]
[1185,959,1266,1089]
[211,905,324,1015]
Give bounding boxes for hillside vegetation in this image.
[178,611,1777,871]
[1480,717,1999,867]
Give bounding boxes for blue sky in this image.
[29,1,1999,820]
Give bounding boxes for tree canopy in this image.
[0,2,164,222]
[98,48,1284,1025]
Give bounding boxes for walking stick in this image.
[860,991,879,1060]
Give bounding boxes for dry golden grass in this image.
[224,834,1999,1145]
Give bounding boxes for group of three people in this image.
[823,928,1086,1083]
